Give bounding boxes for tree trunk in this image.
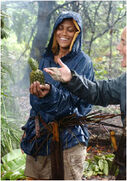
[18,2,55,87]
[30,1,55,63]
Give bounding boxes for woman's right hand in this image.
[29,81,50,98]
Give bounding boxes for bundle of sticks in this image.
[59,111,123,129]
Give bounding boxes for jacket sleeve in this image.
[30,85,80,117]
[63,71,126,106]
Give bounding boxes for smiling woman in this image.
[56,19,77,50]
[53,18,80,63]
[21,11,94,180]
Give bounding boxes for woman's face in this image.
[56,19,77,50]
[117,27,126,67]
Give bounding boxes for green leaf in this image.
[1,92,8,97]
[86,170,93,177]
[94,164,99,172]
[2,149,24,164]
[1,62,15,82]
[94,154,105,161]
[1,171,14,180]
[105,153,115,161]
[4,157,25,171]
[84,161,89,170]
[1,165,5,175]
[96,171,103,175]
[10,170,26,180]
[103,160,109,176]
[98,159,104,171]
[1,149,26,180]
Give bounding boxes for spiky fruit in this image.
[28,58,45,85]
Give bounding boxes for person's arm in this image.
[44,58,125,106]
[30,83,78,117]
[63,71,125,106]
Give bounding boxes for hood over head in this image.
[45,11,82,56]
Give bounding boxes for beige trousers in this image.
[25,144,87,180]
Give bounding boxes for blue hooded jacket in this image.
[21,11,94,156]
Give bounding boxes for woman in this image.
[21,11,94,180]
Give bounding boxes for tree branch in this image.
[93,11,126,42]
[17,22,37,62]
[48,1,74,17]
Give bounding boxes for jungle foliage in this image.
[84,153,119,178]
[1,149,26,180]
[1,0,126,173]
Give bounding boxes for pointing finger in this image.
[44,68,54,75]
[56,58,66,68]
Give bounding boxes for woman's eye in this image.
[68,29,75,32]
[57,26,76,32]
[57,26,63,30]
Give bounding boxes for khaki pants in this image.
[25,144,87,180]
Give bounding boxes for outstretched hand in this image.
[44,58,72,83]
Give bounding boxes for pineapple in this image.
[28,58,45,84]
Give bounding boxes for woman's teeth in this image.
[60,37,68,40]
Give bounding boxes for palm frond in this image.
[1,62,15,82]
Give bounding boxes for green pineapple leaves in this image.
[28,57,38,71]
[28,57,45,84]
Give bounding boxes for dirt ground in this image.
[84,116,123,180]
[88,116,123,147]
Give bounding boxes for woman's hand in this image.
[44,58,72,83]
[29,81,50,98]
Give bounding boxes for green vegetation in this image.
[1,149,26,180]
[1,116,21,157]
[1,1,125,179]
[84,153,119,178]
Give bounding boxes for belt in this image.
[35,114,64,180]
